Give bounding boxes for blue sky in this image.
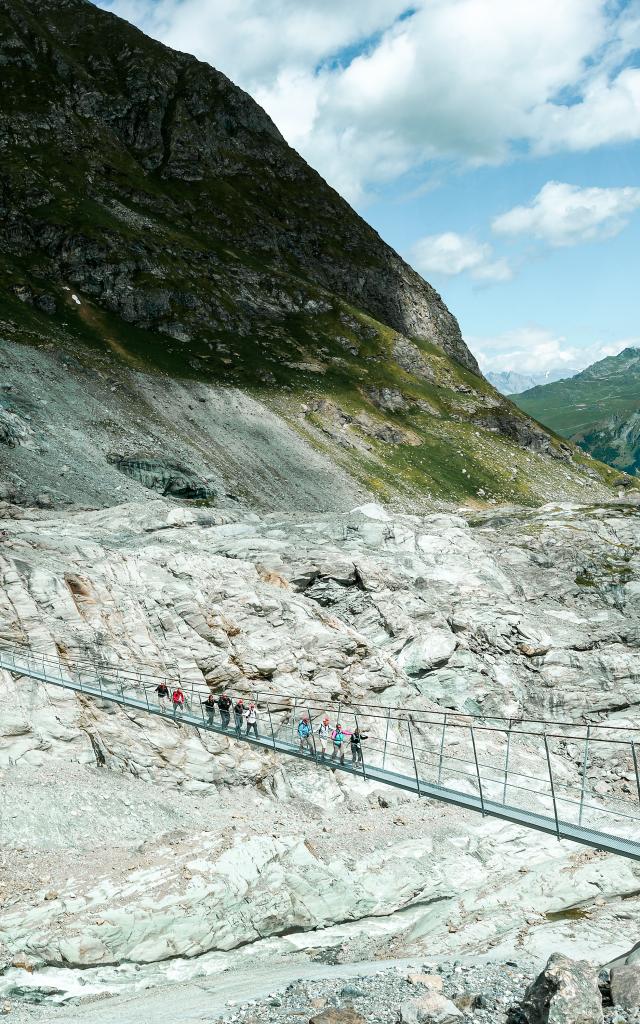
[99,0,640,376]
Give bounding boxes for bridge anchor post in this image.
[631,741,640,807]
[544,735,561,840]
[470,725,485,816]
[578,726,590,826]
[437,713,448,786]
[408,719,421,797]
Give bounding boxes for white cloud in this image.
[98,0,640,203]
[410,232,512,282]
[102,0,408,87]
[533,68,640,154]
[471,327,638,376]
[493,181,640,247]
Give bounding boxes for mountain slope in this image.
[0,0,616,509]
[513,348,640,474]
[487,369,571,395]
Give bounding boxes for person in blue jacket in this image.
[297,715,313,754]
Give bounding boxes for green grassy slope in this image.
[513,349,640,474]
[0,280,618,508]
[0,0,623,508]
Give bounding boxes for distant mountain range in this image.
[512,348,640,474]
[486,369,572,395]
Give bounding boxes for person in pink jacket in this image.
[331,724,348,764]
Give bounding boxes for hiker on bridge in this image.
[244,701,258,738]
[234,697,245,736]
[350,726,368,767]
[202,693,217,726]
[297,715,314,754]
[331,723,347,764]
[218,692,232,730]
[317,717,331,760]
[155,681,170,712]
[172,685,186,719]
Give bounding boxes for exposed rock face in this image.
[509,953,603,1024]
[397,630,458,677]
[3,830,451,967]
[1,499,640,1002]
[580,412,640,476]
[0,336,613,511]
[0,0,474,373]
[0,406,34,449]
[2,499,640,775]
[107,456,217,499]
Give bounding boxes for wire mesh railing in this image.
[1,641,640,858]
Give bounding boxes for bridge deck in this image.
[1,650,639,861]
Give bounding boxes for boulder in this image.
[310,1010,366,1024]
[406,974,444,991]
[398,991,462,1023]
[610,964,640,1009]
[508,953,603,1024]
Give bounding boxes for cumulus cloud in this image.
[493,182,640,247]
[101,0,408,87]
[410,232,512,282]
[471,327,637,376]
[98,0,640,203]
[532,68,640,154]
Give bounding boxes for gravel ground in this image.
[227,961,535,1024]
[150,961,640,1024]
[0,759,455,910]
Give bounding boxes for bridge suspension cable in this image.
[1,644,639,861]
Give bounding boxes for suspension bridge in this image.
[1,644,640,860]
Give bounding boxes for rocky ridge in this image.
[0,0,618,509]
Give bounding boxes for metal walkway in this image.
[1,644,640,860]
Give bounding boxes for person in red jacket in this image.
[172,686,186,720]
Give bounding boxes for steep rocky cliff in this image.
[0,0,472,369]
[0,0,614,509]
